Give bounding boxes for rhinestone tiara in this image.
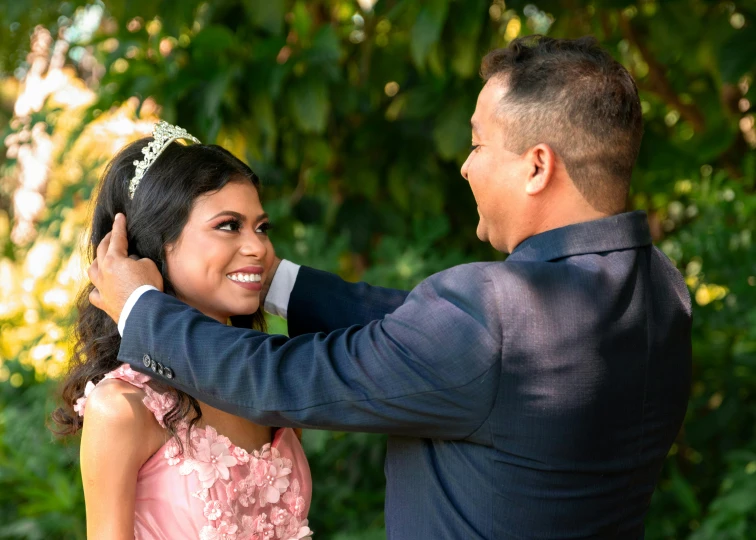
[128,121,201,199]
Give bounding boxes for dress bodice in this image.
[77,364,312,540]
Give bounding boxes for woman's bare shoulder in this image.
[81,379,166,464]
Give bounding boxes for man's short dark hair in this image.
[481,35,643,213]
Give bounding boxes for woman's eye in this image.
[470,144,480,152]
[256,222,273,235]
[217,220,241,232]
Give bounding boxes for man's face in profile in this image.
[460,80,530,253]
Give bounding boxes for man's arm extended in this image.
[90,214,500,438]
[286,267,410,336]
[231,260,408,336]
[118,263,501,439]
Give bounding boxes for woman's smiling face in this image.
[164,179,274,323]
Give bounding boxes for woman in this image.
[53,122,312,539]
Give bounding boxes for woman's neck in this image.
[174,294,230,325]
[196,401,274,452]
[172,302,272,451]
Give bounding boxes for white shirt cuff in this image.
[117,285,159,336]
[264,260,300,319]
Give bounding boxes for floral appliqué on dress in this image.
[77,364,312,540]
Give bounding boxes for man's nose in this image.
[460,156,470,181]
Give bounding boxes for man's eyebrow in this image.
[206,211,269,222]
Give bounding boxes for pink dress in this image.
[76,364,313,540]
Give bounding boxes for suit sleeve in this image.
[287,266,410,336]
[117,264,501,439]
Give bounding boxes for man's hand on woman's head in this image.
[88,213,163,323]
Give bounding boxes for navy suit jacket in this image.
[119,211,692,539]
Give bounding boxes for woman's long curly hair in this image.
[52,136,266,451]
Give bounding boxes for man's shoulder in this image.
[421,262,506,289]
[425,261,511,278]
[416,262,532,311]
[649,245,692,314]
[422,260,541,288]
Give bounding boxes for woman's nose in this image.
[239,231,268,259]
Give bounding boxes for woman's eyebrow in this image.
[206,211,268,222]
[207,210,244,222]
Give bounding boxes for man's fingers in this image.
[108,213,129,258]
[87,259,100,285]
[89,287,103,310]
[96,231,112,263]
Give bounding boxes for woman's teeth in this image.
[227,273,262,283]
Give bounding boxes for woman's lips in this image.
[230,280,262,291]
[226,266,264,292]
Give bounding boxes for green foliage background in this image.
[0,0,755,538]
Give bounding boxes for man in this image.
[90,36,691,538]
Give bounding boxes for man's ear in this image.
[524,143,556,196]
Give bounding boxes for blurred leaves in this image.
[245,0,286,36]
[719,29,756,84]
[288,76,330,134]
[410,0,449,69]
[0,364,85,539]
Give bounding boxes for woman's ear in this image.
[525,143,556,196]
